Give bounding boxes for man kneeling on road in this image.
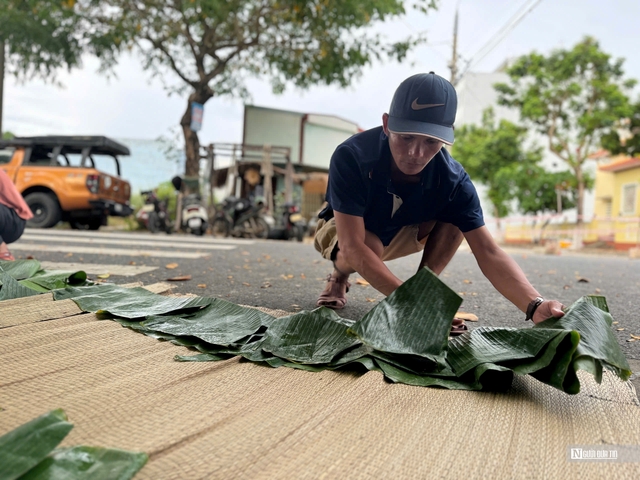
[314,72,565,335]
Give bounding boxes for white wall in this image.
[243,106,303,163]
[301,119,359,170]
[243,105,360,171]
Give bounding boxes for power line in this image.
[458,0,543,81]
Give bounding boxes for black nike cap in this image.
[387,72,457,145]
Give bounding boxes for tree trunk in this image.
[575,165,584,226]
[180,89,213,186]
[574,163,584,250]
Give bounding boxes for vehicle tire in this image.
[24,192,61,228]
[253,217,269,239]
[147,211,160,233]
[295,225,305,242]
[87,217,103,230]
[69,221,85,230]
[211,217,230,238]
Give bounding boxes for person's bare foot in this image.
[0,243,14,261]
[316,273,351,309]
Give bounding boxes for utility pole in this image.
[0,40,5,137]
[449,9,459,86]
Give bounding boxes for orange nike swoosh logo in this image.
[411,99,445,110]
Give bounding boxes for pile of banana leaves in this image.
[0,409,147,480]
[0,260,632,393]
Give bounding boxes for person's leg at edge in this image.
[0,205,26,261]
[416,221,469,335]
[416,221,464,274]
[317,230,384,309]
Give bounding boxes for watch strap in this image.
[525,297,544,321]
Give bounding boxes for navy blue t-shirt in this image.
[320,127,484,246]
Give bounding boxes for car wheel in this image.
[24,192,61,228]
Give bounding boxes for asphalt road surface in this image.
[13,227,640,392]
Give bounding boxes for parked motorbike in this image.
[171,176,208,235]
[211,196,269,239]
[180,193,209,235]
[135,190,172,233]
[267,202,307,241]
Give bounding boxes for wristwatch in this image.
[525,297,544,321]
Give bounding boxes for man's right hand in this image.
[532,300,566,324]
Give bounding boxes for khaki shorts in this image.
[313,217,426,262]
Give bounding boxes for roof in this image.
[0,136,130,156]
[588,149,611,160]
[245,104,361,131]
[598,156,640,172]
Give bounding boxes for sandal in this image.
[450,317,469,336]
[317,274,351,310]
[0,251,15,261]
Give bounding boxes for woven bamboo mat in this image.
[0,294,638,479]
[0,282,174,329]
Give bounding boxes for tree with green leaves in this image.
[0,1,101,134]
[82,0,436,180]
[601,100,640,156]
[494,36,636,225]
[453,108,578,221]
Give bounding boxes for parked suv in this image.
[0,136,133,229]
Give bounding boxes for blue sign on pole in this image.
[190,102,204,132]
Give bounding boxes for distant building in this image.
[210,105,361,218]
[242,105,361,170]
[592,154,640,250]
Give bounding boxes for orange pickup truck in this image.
[0,136,133,229]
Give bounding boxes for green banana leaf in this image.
[140,299,274,346]
[0,409,73,480]
[446,327,565,376]
[24,270,88,290]
[376,357,514,391]
[175,353,234,362]
[53,285,214,319]
[348,267,461,363]
[52,269,632,394]
[0,259,41,282]
[18,446,148,480]
[0,410,147,480]
[534,296,631,382]
[16,280,50,293]
[261,308,360,364]
[0,273,42,301]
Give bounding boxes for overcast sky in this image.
[5,0,640,146]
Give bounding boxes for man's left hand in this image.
[532,300,565,324]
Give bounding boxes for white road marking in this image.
[39,262,158,277]
[20,234,238,250]
[11,244,212,259]
[24,228,255,245]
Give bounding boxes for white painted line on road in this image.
[20,234,239,250]
[39,262,158,277]
[24,228,255,245]
[11,244,212,259]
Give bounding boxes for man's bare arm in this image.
[333,211,402,296]
[464,226,564,323]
